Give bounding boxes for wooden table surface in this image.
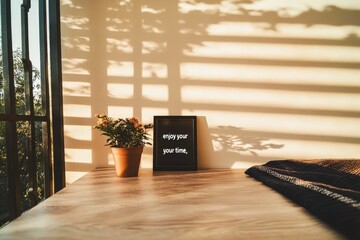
[0,168,342,240]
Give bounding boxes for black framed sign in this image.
[153,116,197,171]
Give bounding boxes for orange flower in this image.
[97,119,109,126]
[95,114,106,118]
[129,117,139,124]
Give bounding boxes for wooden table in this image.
[0,168,342,240]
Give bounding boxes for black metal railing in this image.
[0,0,65,226]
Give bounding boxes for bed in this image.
[0,160,358,239]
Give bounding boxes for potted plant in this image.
[94,114,153,177]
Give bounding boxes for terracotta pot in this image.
[111,146,143,177]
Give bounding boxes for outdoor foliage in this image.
[0,49,45,226]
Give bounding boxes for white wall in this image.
[61,0,360,184]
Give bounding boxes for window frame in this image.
[0,0,65,225]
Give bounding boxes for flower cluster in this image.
[94,114,153,148]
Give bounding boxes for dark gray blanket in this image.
[245,159,360,240]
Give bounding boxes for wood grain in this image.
[0,169,344,240]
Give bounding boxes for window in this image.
[0,0,64,227]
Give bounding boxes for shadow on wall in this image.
[60,0,360,182]
[198,116,283,168]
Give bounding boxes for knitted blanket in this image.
[245,159,360,240]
